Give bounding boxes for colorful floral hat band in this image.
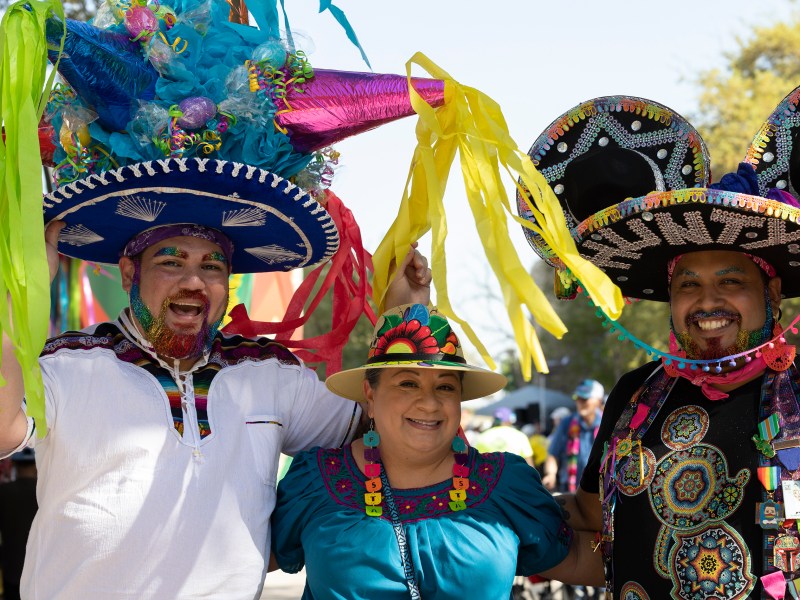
[366,352,467,366]
[121,223,234,263]
[325,304,507,402]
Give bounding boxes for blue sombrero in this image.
[43,157,338,273]
[39,0,346,273]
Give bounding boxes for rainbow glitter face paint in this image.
[204,251,228,264]
[130,260,224,361]
[153,246,188,259]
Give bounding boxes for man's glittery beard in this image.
[130,267,224,361]
[671,292,775,360]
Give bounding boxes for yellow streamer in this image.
[0,0,66,436]
[372,53,623,379]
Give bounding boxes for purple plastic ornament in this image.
[124,6,158,40]
[176,97,217,130]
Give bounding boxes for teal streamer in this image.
[318,0,371,69]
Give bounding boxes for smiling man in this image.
[0,208,430,600]
[515,92,800,598]
[119,230,233,370]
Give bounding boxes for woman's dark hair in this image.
[363,368,465,390]
[364,368,382,389]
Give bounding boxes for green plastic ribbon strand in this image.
[0,0,66,436]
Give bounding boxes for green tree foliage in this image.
[693,12,800,177]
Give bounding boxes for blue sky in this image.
[280,0,797,363]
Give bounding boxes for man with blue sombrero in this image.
[0,0,435,597]
[516,92,800,598]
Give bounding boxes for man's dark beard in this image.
[676,330,752,360]
[131,286,222,361]
[674,310,765,360]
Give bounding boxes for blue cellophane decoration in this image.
[45,0,318,184]
[45,17,158,131]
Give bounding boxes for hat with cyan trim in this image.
[325,304,508,402]
[517,93,800,302]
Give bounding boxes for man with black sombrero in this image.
[516,92,800,598]
[0,0,435,597]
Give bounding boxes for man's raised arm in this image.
[0,221,63,453]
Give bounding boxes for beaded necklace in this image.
[362,426,470,517]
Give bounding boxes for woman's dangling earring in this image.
[363,419,383,517]
[449,431,469,511]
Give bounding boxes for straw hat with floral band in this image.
[326,303,508,402]
[516,90,800,598]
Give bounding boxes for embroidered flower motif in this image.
[398,498,418,514]
[336,478,354,496]
[325,455,342,474]
[427,494,450,513]
[469,481,484,497]
[480,462,496,477]
[372,320,439,357]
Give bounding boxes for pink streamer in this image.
[81,264,96,325]
[763,570,787,599]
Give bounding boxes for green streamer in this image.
[0,0,65,436]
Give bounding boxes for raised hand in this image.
[44,220,65,284]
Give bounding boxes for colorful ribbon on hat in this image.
[371,53,623,379]
[0,0,65,436]
[223,190,374,374]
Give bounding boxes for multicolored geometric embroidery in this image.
[320,446,502,524]
[661,406,709,451]
[620,581,650,600]
[649,445,750,528]
[42,321,300,439]
[654,526,673,578]
[617,447,656,496]
[668,523,755,599]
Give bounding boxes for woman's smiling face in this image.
[364,368,463,457]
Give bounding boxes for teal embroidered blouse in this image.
[271,445,572,599]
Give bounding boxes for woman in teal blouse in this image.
[271,305,603,599]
